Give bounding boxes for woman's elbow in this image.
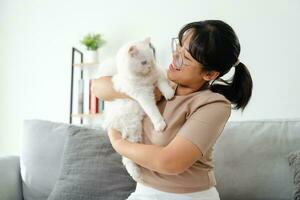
[156,156,186,175]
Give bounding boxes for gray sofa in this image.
[0,119,299,200]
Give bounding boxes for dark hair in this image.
[178,20,253,110]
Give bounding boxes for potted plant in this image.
[80,33,105,78]
[80,33,105,63]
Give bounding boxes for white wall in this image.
[1,0,299,155]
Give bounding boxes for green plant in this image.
[80,33,105,50]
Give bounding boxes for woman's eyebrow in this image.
[183,50,192,61]
[181,36,187,44]
[181,34,191,46]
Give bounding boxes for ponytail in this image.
[210,62,253,110]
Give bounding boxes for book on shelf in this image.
[98,98,105,112]
[78,79,84,114]
[89,80,98,114]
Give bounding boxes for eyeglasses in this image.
[171,37,189,69]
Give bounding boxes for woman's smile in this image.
[169,62,180,71]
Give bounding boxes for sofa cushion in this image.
[0,156,23,200]
[47,123,136,200]
[288,150,300,200]
[21,120,136,200]
[214,120,300,200]
[21,120,69,200]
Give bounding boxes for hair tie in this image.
[232,59,240,68]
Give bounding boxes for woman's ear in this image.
[202,70,220,81]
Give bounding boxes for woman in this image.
[92,20,252,200]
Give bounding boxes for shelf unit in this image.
[73,62,100,67]
[69,47,104,125]
[71,113,102,118]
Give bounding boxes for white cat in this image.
[101,37,175,182]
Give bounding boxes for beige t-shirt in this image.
[139,87,231,193]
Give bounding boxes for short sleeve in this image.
[177,101,231,156]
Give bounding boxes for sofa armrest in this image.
[0,155,23,200]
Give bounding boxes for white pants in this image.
[126,183,221,200]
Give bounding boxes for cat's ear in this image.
[128,45,138,57]
[143,37,151,44]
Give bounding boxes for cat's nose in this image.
[141,60,147,65]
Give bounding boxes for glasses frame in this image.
[171,37,189,69]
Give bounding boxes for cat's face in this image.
[117,37,156,76]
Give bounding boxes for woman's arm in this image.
[108,129,168,173]
[91,76,131,101]
[108,128,200,175]
[107,101,231,175]
[91,76,162,102]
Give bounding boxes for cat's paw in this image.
[154,120,166,132]
[162,87,175,100]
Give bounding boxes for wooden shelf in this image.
[73,62,100,67]
[72,112,102,118]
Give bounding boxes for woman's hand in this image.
[107,128,123,152]
[91,76,132,101]
[106,127,165,174]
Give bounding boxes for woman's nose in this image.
[172,53,181,68]
[172,53,179,60]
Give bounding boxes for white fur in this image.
[102,37,175,182]
[97,57,117,77]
